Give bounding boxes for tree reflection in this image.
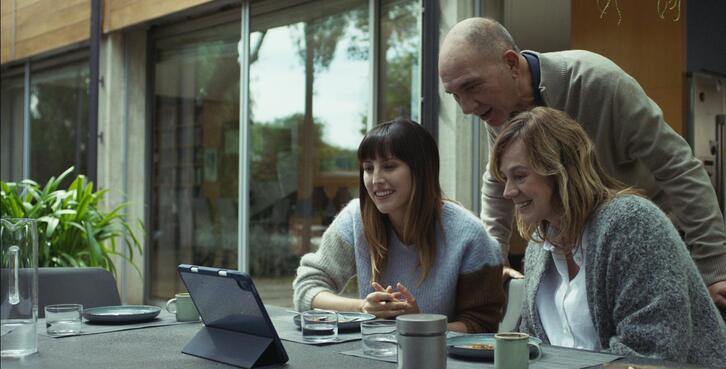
[30,67,89,186]
[247,0,420,277]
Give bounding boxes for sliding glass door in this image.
[248,0,369,305]
[150,20,241,298]
[147,0,421,305]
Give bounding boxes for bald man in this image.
[439,17,726,310]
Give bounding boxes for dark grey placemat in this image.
[339,348,397,363]
[38,309,200,338]
[340,343,621,369]
[268,311,363,345]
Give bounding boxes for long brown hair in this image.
[357,118,442,284]
[489,107,633,251]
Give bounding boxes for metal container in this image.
[396,314,447,369]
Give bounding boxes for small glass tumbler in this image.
[301,310,338,343]
[45,304,83,336]
[361,320,397,357]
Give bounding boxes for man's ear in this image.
[502,50,520,71]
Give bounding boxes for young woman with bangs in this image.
[293,118,505,333]
[490,107,726,366]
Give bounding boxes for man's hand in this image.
[707,280,726,308]
[502,266,523,281]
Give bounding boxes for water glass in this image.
[301,310,337,343]
[361,320,397,357]
[45,304,83,336]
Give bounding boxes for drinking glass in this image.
[301,310,337,343]
[361,320,397,357]
[45,304,83,336]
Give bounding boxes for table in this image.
[0,306,705,369]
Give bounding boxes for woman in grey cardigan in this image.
[489,107,726,367]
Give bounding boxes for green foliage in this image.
[294,16,348,75]
[0,167,143,278]
[250,113,358,180]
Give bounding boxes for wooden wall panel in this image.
[1,0,216,64]
[1,0,89,62]
[15,20,89,60]
[104,0,214,32]
[15,0,42,8]
[571,1,686,134]
[1,0,15,63]
[15,0,87,40]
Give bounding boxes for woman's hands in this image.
[360,282,420,318]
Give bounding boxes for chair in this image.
[498,278,525,333]
[38,267,121,318]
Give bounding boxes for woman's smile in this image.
[374,189,395,198]
[363,156,412,224]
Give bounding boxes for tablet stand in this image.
[182,326,286,368]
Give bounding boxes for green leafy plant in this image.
[0,167,143,277]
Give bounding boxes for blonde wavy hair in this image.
[489,107,634,251]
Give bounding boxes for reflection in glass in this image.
[379,0,420,122]
[249,0,368,305]
[0,76,25,181]
[151,22,240,299]
[29,63,90,185]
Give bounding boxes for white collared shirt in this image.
[535,237,601,351]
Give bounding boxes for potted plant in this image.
[0,167,143,277]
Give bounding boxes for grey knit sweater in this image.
[293,199,505,332]
[520,195,726,367]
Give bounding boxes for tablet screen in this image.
[178,266,275,338]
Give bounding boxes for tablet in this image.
[177,264,288,368]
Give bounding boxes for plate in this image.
[447,334,542,361]
[83,305,162,324]
[293,312,376,331]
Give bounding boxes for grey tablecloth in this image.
[1,305,704,369]
[2,319,388,369]
[340,344,622,369]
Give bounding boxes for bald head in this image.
[439,17,519,64]
[438,17,532,128]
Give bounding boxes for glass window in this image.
[28,62,90,185]
[150,21,241,299]
[249,0,369,306]
[0,76,25,182]
[379,0,421,122]
[147,1,422,304]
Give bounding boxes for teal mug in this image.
[165,293,200,322]
[494,332,529,369]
